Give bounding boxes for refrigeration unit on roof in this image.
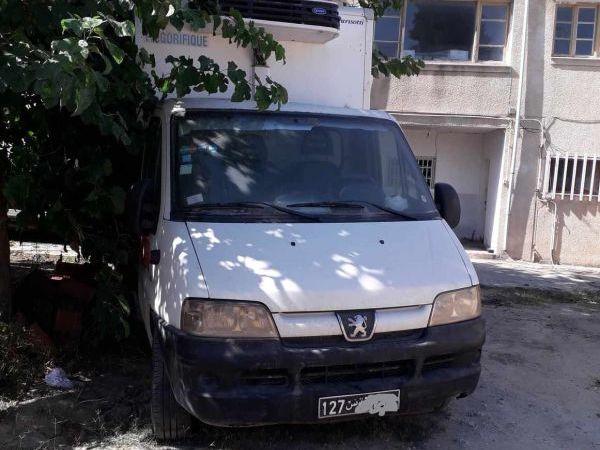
[211,0,342,43]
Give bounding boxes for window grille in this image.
[544,153,600,200]
[417,157,436,188]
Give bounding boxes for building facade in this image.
[371,0,600,266]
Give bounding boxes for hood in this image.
[186,220,473,313]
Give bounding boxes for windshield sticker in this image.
[181,154,192,163]
[179,164,192,175]
[179,145,194,154]
[186,193,204,205]
[180,141,217,155]
[386,196,408,210]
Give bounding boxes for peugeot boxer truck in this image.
[129,1,485,440]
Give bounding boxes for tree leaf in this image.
[81,17,105,30]
[61,18,83,35]
[109,19,135,37]
[274,44,286,62]
[104,39,125,64]
[109,186,126,213]
[73,85,95,116]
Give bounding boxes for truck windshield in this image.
[172,111,439,222]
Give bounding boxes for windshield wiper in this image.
[287,201,419,221]
[185,202,265,210]
[352,201,419,220]
[286,201,365,209]
[185,202,320,222]
[258,202,321,222]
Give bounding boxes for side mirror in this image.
[434,183,461,229]
[125,179,159,236]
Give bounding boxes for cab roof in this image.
[160,98,395,122]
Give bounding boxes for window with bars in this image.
[553,5,598,57]
[417,157,436,188]
[374,0,510,62]
[544,154,600,200]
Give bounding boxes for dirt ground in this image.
[1,287,599,450]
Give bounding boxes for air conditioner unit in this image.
[214,0,341,43]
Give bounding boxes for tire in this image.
[128,290,143,323]
[433,397,452,412]
[151,332,193,441]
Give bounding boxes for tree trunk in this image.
[0,186,11,321]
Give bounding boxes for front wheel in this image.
[151,333,192,441]
[433,397,452,412]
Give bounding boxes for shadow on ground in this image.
[1,287,599,450]
[0,364,446,449]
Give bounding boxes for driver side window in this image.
[142,116,162,206]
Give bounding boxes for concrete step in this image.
[466,248,497,260]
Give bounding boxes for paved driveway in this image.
[473,259,600,291]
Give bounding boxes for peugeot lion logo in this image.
[347,314,368,338]
[336,311,376,342]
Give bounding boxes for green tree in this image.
[0,0,423,334]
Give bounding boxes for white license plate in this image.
[318,390,400,419]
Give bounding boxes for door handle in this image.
[149,249,161,265]
[141,236,161,266]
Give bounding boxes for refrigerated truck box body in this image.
[135,6,374,109]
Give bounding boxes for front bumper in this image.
[156,316,485,426]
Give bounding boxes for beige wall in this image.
[507,0,600,266]
[371,0,527,116]
[372,68,515,116]
[373,0,600,266]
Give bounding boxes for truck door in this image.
[138,116,162,338]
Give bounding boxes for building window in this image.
[545,153,600,200]
[374,7,402,58]
[553,5,598,57]
[417,157,436,188]
[374,0,510,62]
[479,4,510,60]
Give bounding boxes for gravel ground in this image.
[1,287,599,450]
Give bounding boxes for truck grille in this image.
[282,329,424,348]
[241,352,479,386]
[216,0,341,29]
[241,368,289,386]
[422,350,481,374]
[300,360,416,385]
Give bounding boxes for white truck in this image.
[129,0,484,440]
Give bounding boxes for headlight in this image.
[428,286,481,327]
[181,299,278,338]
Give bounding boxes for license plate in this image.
[318,390,400,419]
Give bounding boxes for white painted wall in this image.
[403,128,501,242]
[483,130,506,251]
